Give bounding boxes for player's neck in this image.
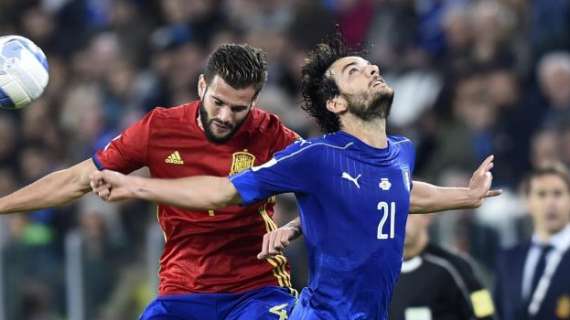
[341,115,387,149]
[196,113,205,132]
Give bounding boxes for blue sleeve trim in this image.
[91,155,106,171]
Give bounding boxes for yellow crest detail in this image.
[230,150,255,174]
[556,295,570,319]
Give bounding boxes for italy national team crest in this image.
[230,150,256,175]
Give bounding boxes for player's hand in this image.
[467,155,502,207]
[257,224,301,260]
[90,170,134,202]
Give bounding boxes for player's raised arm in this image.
[92,140,313,210]
[0,159,97,214]
[91,170,242,210]
[410,155,502,214]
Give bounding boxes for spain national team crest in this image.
[230,150,256,174]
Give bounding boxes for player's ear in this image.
[198,74,207,99]
[326,96,348,114]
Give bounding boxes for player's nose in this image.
[367,64,379,77]
[216,106,233,123]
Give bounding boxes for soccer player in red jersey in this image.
[0,44,300,319]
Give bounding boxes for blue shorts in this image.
[139,286,296,320]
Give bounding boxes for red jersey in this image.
[94,101,299,295]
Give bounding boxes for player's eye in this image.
[214,99,224,106]
[232,106,247,113]
[348,67,358,75]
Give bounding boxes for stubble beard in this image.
[346,89,394,121]
[199,101,243,144]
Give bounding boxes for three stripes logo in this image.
[165,151,184,165]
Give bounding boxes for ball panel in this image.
[15,36,49,70]
[0,86,15,109]
[0,77,31,108]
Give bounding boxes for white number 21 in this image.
[377,201,396,239]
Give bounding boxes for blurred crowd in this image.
[0,0,569,319]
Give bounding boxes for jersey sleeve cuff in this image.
[91,154,106,171]
[229,171,261,206]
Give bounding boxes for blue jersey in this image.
[230,131,416,320]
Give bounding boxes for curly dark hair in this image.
[205,43,268,96]
[300,34,360,133]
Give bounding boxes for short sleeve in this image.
[93,110,154,174]
[271,123,300,154]
[230,141,314,205]
[402,138,416,175]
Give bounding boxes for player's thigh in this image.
[139,297,214,320]
[226,287,296,320]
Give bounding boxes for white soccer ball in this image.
[0,35,49,109]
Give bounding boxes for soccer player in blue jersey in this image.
[90,36,500,319]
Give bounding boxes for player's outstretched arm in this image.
[257,217,302,260]
[90,170,242,210]
[410,155,502,214]
[0,159,97,214]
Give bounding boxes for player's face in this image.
[198,75,256,143]
[327,56,394,120]
[527,174,570,235]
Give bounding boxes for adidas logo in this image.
[165,151,184,165]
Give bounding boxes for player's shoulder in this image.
[271,134,349,159]
[388,135,414,149]
[146,101,197,124]
[388,135,412,144]
[249,106,293,134]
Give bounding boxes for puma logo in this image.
[342,172,362,189]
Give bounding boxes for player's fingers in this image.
[96,188,110,199]
[89,171,102,181]
[484,172,493,190]
[268,232,279,255]
[92,182,109,194]
[257,233,270,260]
[486,189,503,197]
[274,232,288,251]
[476,155,494,175]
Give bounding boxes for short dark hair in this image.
[522,163,570,194]
[300,34,359,133]
[204,43,268,95]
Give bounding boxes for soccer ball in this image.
[0,35,49,109]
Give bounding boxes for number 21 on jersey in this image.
[377,201,396,240]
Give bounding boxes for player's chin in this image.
[374,85,393,97]
[208,127,235,143]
